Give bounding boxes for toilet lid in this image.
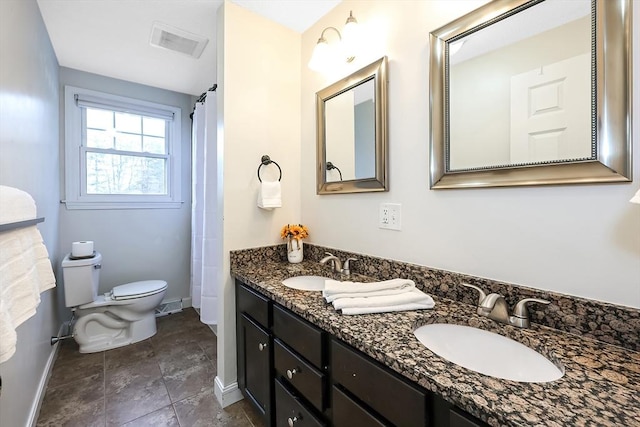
[112,280,167,300]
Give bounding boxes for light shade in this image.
[630,189,640,204]
[308,39,331,72]
[341,11,359,62]
[308,11,360,72]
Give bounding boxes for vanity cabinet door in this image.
[331,386,387,427]
[432,395,489,427]
[331,338,428,427]
[238,313,272,425]
[450,409,487,427]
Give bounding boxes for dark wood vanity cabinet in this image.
[237,284,273,425]
[236,280,489,427]
[237,282,327,427]
[331,338,428,426]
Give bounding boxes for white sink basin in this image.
[413,323,563,383]
[281,275,330,291]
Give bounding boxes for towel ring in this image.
[257,155,282,182]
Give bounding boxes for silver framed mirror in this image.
[316,56,388,194]
[429,0,632,189]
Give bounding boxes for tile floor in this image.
[37,308,263,427]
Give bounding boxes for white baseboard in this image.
[29,323,64,427]
[214,376,243,408]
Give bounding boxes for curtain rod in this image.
[190,84,217,119]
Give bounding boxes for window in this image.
[64,86,182,209]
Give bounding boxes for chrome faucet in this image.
[319,252,357,277]
[320,253,342,272]
[461,283,550,329]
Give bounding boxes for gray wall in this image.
[0,0,62,426]
[58,67,194,304]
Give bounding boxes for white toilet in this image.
[61,252,167,353]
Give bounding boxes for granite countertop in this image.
[231,259,640,427]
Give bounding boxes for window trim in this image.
[64,86,182,209]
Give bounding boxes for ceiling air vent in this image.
[150,22,208,59]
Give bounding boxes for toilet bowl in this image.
[61,252,167,353]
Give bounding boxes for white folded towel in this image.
[0,186,56,364]
[341,302,434,316]
[323,278,415,299]
[257,181,282,210]
[332,288,435,310]
[0,185,37,224]
[324,286,415,303]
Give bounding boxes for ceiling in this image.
[37,0,340,96]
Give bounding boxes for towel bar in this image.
[0,217,44,233]
[257,155,282,182]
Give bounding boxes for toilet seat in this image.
[112,280,168,300]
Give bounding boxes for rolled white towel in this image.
[332,288,434,311]
[341,302,434,316]
[323,278,415,298]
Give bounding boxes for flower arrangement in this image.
[280,224,309,241]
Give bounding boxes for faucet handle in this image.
[342,258,357,275]
[460,282,487,305]
[512,298,550,319]
[343,258,357,268]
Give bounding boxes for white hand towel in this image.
[324,287,415,303]
[332,288,434,310]
[341,302,434,315]
[257,181,282,210]
[323,278,415,298]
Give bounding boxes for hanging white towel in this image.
[257,181,282,210]
[332,288,435,310]
[0,186,56,364]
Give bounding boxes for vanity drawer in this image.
[331,385,387,427]
[274,378,325,427]
[331,338,428,427]
[273,304,323,368]
[274,339,325,412]
[237,282,270,327]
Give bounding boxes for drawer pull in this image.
[287,416,299,427]
[286,368,299,379]
[258,342,268,351]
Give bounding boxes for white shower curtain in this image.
[190,91,219,324]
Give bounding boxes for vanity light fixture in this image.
[308,11,359,72]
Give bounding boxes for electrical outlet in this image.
[379,203,401,230]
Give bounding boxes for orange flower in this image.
[280,224,309,241]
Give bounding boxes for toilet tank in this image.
[61,252,103,307]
